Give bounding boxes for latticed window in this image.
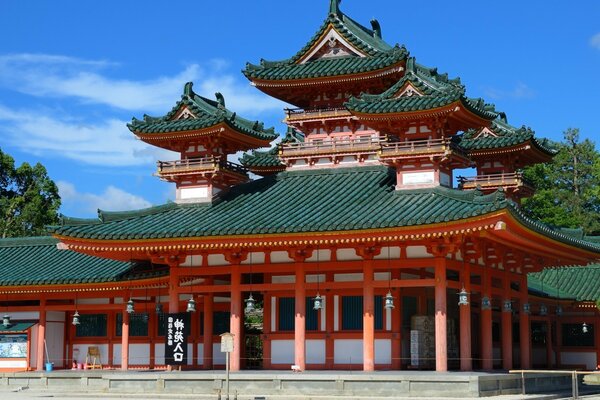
[213,311,230,335]
[277,297,319,331]
[116,313,148,337]
[75,314,107,337]
[341,296,383,331]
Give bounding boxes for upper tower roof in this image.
[243,1,408,107]
[128,82,278,152]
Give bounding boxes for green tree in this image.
[522,128,600,235]
[0,148,61,238]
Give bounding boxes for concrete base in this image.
[0,370,577,398]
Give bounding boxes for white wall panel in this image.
[334,339,363,364]
[271,340,294,364]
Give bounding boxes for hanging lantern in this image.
[2,314,10,327]
[186,295,196,313]
[458,288,469,306]
[582,322,589,334]
[72,311,80,326]
[523,303,531,314]
[481,296,491,310]
[313,293,323,310]
[556,305,563,316]
[245,294,256,313]
[384,291,395,310]
[503,300,512,312]
[155,302,163,314]
[540,304,548,316]
[126,298,135,314]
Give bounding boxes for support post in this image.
[294,261,306,371]
[459,260,472,371]
[434,257,448,372]
[121,311,130,370]
[391,268,402,370]
[481,264,493,370]
[36,306,46,371]
[363,258,375,371]
[519,274,531,369]
[230,267,241,372]
[203,293,214,369]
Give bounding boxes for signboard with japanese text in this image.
[165,312,189,365]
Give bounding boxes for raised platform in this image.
[0,370,577,398]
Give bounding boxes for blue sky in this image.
[1,0,599,217]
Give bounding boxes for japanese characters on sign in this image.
[165,312,189,365]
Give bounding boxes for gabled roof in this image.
[0,236,132,286]
[460,115,557,156]
[241,127,303,170]
[529,264,600,301]
[128,82,278,142]
[48,166,600,256]
[345,58,497,120]
[243,1,407,82]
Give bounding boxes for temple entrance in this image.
[243,293,264,369]
[244,334,263,369]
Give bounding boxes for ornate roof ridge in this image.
[98,202,179,223]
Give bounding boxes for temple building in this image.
[1,0,599,373]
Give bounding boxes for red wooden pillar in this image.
[203,293,214,369]
[294,261,306,371]
[230,266,242,371]
[481,265,493,370]
[36,306,46,371]
[262,293,272,369]
[363,258,375,371]
[459,260,472,371]
[391,268,402,370]
[121,311,130,370]
[434,257,448,372]
[519,274,531,369]
[169,267,179,313]
[501,273,513,370]
[325,272,335,369]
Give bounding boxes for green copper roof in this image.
[47,167,600,255]
[244,2,405,81]
[345,58,497,120]
[529,265,600,301]
[460,116,557,155]
[128,82,278,142]
[240,147,283,169]
[0,322,36,333]
[0,236,132,286]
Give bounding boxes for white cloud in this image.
[0,53,284,115]
[0,104,176,166]
[57,181,152,216]
[590,33,600,50]
[482,82,535,100]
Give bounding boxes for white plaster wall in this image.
[271,296,277,332]
[129,344,150,365]
[270,251,294,263]
[241,252,265,264]
[306,340,326,364]
[320,296,326,331]
[9,312,39,320]
[0,360,27,369]
[155,343,165,365]
[196,343,204,365]
[336,248,361,261]
[73,344,109,365]
[207,254,228,266]
[181,255,202,267]
[561,351,597,370]
[271,340,294,364]
[213,343,226,365]
[375,339,392,364]
[374,272,391,281]
[334,273,363,282]
[47,311,66,322]
[334,339,363,364]
[272,275,295,284]
[306,274,326,283]
[373,246,400,260]
[305,249,331,262]
[77,298,110,305]
[46,321,65,367]
[406,246,432,258]
[333,295,339,331]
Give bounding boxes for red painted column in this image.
[363,258,375,371]
[36,307,46,371]
[325,272,335,369]
[481,265,493,370]
[391,271,402,370]
[294,261,306,370]
[435,257,447,372]
[203,293,214,369]
[459,260,472,371]
[262,293,272,369]
[230,266,242,371]
[519,274,531,369]
[501,273,513,370]
[121,311,130,370]
[169,267,179,313]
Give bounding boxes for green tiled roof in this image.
[529,264,600,301]
[0,322,36,333]
[47,167,600,255]
[240,147,283,169]
[345,58,497,120]
[0,236,132,286]
[244,2,406,81]
[460,116,557,155]
[244,48,407,81]
[128,82,278,142]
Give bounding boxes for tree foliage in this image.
[522,128,600,235]
[0,148,61,238]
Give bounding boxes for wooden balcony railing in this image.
[379,138,464,158]
[280,136,383,157]
[457,172,531,190]
[284,107,352,122]
[156,156,247,177]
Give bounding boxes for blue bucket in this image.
[45,362,53,372]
